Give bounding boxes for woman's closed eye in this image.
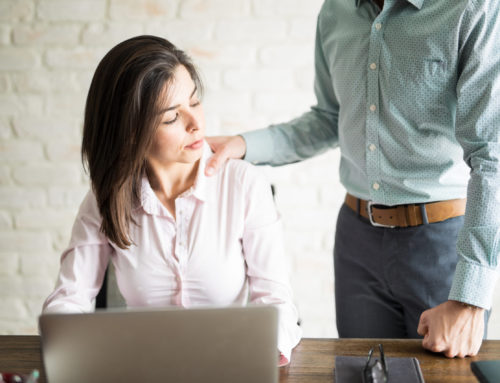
[162,99,200,124]
[163,112,179,125]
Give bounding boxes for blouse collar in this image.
[139,140,212,216]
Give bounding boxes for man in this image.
[205,0,500,357]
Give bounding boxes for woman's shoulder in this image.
[76,188,102,222]
[218,159,274,200]
[222,158,266,185]
[224,158,254,172]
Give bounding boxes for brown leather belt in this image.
[345,193,466,228]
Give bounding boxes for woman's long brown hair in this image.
[82,35,202,249]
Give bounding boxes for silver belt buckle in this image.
[367,201,396,228]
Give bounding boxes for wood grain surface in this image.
[1,336,498,382]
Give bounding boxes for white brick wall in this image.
[0,1,34,22]
[1,0,499,340]
[37,0,107,22]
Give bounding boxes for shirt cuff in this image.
[448,260,499,309]
[240,128,275,165]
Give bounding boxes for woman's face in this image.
[147,65,205,167]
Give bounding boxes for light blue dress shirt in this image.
[242,0,500,309]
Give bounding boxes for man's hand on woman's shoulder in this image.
[205,135,247,176]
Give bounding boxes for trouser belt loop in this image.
[356,198,361,215]
[420,204,429,225]
[407,204,419,227]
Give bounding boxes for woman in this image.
[42,35,301,365]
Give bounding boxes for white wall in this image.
[0,0,498,338]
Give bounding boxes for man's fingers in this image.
[444,337,469,358]
[422,332,440,353]
[204,135,247,177]
[204,138,230,176]
[205,163,215,177]
[470,342,481,356]
[417,313,428,336]
[443,338,462,358]
[204,136,218,151]
[420,317,447,354]
[423,337,447,353]
[419,301,486,359]
[417,322,427,336]
[205,153,224,176]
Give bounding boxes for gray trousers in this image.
[334,203,489,338]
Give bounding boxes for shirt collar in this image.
[355,0,424,10]
[405,0,424,9]
[140,140,211,216]
[189,140,211,202]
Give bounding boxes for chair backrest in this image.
[95,262,126,309]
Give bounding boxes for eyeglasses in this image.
[362,344,388,383]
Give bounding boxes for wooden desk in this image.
[1,336,498,382]
[281,338,500,382]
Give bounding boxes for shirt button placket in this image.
[175,273,183,306]
[366,16,385,200]
[175,199,190,307]
[176,200,185,257]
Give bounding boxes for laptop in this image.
[39,305,278,383]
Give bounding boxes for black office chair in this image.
[95,262,126,309]
[95,271,108,309]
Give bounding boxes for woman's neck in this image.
[146,160,200,216]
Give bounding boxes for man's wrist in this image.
[235,135,247,159]
[453,300,482,311]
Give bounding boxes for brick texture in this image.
[0,1,34,22]
[1,0,499,341]
[36,0,106,22]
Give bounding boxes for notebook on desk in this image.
[334,355,425,383]
[39,305,278,383]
